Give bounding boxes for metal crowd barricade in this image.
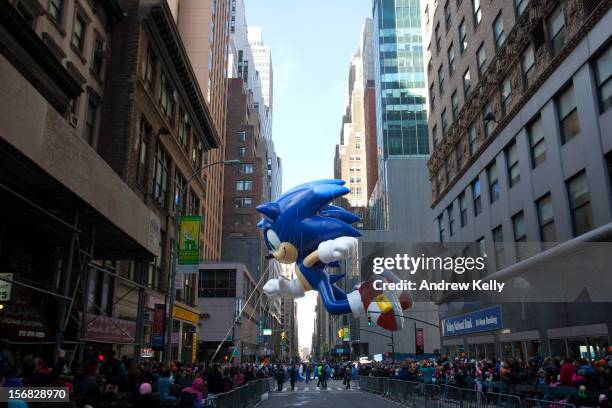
[384,379,441,408]
[487,392,522,408]
[524,398,576,408]
[214,378,273,408]
[438,385,487,408]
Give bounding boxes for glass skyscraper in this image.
[370,0,429,230]
[373,0,428,158]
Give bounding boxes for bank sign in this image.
[442,305,503,336]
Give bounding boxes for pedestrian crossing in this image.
[274,385,358,393]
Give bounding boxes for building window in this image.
[430,84,436,111]
[153,144,170,208]
[594,44,612,113]
[199,269,236,297]
[92,39,109,81]
[528,116,545,168]
[174,171,187,214]
[438,66,445,94]
[178,111,190,149]
[84,95,98,146]
[513,211,527,261]
[493,14,505,50]
[483,100,494,138]
[143,47,156,91]
[567,171,593,236]
[48,0,63,24]
[438,214,445,243]
[516,0,530,16]
[548,5,566,57]
[137,118,151,188]
[477,236,486,258]
[477,42,486,75]
[240,164,254,174]
[455,139,463,170]
[557,85,580,144]
[238,131,246,142]
[447,44,455,74]
[451,91,459,121]
[472,178,482,216]
[488,161,500,203]
[188,190,200,215]
[472,0,481,26]
[235,197,253,208]
[71,12,86,53]
[159,72,175,123]
[236,181,253,191]
[492,225,505,270]
[500,77,512,115]
[468,123,477,155]
[459,192,468,227]
[448,204,455,236]
[432,125,438,148]
[444,0,452,31]
[459,18,467,53]
[463,69,471,98]
[536,194,556,247]
[435,23,441,51]
[521,44,536,89]
[442,109,449,136]
[506,140,520,188]
[238,147,247,158]
[445,156,452,181]
[191,140,203,169]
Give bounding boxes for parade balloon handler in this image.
[256,179,412,331]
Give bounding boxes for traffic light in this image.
[367,315,373,327]
[337,328,344,339]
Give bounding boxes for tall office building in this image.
[369,0,432,235]
[335,20,375,210]
[248,27,273,116]
[345,0,439,359]
[169,0,232,261]
[426,0,611,359]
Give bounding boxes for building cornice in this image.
[147,4,220,150]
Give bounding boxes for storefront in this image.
[441,304,612,360]
[172,305,199,363]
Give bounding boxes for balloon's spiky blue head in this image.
[256,179,361,260]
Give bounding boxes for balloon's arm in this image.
[303,251,320,267]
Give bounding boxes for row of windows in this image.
[141,46,209,172]
[430,3,572,149]
[438,169,593,271]
[135,117,204,217]
[43,0,108,80]
[434,42,612,196]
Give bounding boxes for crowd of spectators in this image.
[0,344,274,408]
[358,353,612,407]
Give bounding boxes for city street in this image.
[260,380,398,408]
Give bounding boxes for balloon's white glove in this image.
[317,236,358,264]
[263,278,305,298]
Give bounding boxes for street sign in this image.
[263,328,272,336]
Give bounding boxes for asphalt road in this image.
[258,379,400,408]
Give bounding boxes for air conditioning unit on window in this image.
[94,41,111,58]
[68,113,78,128]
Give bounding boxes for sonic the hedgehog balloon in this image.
[256,179,411,331]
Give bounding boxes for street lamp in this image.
[163,157,240,364]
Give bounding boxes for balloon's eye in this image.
[266,229,281,251]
